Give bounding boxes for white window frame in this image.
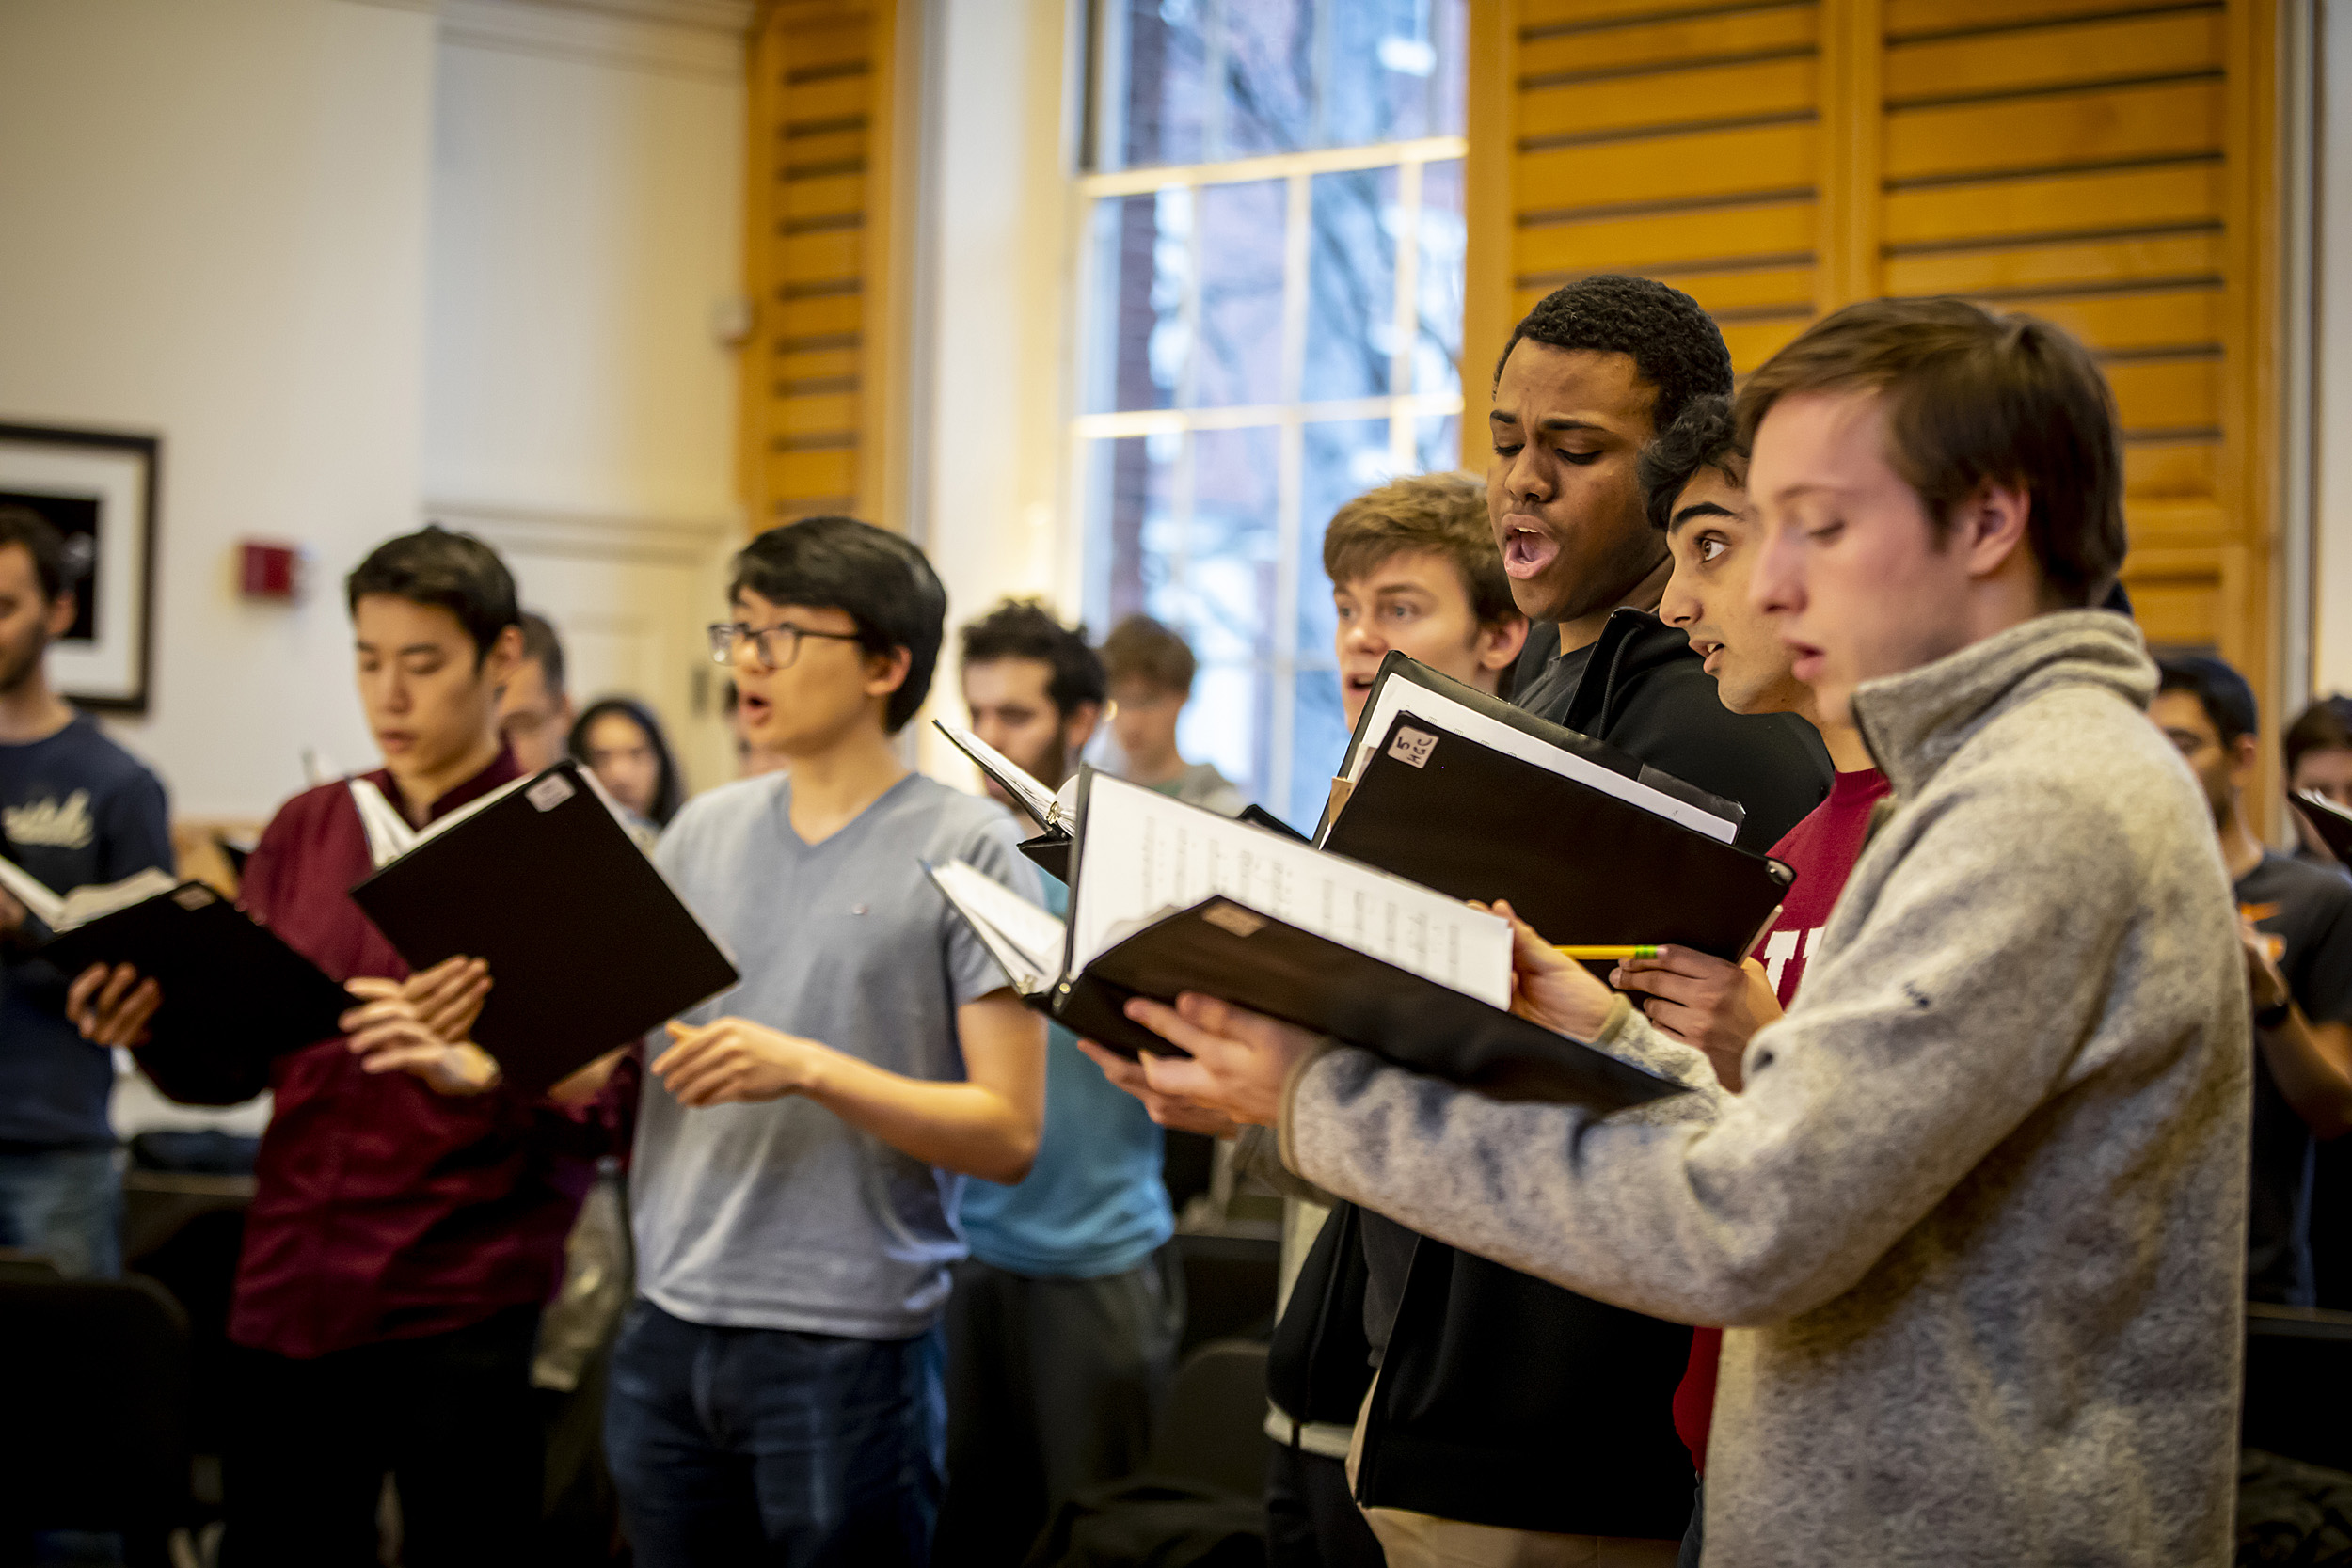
[1064,133,1468,814]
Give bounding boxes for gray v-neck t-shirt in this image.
[629,770,1041,1339]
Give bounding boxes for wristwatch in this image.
[2254,997,2295,1031]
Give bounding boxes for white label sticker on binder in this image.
[1387,725,1438,768]
[1202,903,1267,939]
[527,774,576,812]
[173,885,215,910]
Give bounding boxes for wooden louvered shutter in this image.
[1467,0,2281,742]
[739,0,913,533]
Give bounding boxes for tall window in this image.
[1072,0,1469,830]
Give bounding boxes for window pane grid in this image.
[1074,15,1466,818]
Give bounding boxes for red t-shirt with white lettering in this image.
[1672,765,1892,1473]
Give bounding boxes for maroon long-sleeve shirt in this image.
[139,750,629,1359]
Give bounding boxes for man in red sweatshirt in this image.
[69,526,624,1566]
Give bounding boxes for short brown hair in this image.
[1321,471,1518,627]
[1735,297,2125,608]
[1102,613,1196,696]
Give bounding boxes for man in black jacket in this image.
[1283,278,1829,1563]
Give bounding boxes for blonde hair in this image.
[1320,471,1517,626]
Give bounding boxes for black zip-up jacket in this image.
[1268,609,1831,1538]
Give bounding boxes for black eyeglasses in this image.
[707,620,864,673]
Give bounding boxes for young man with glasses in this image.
[603,515,1047,1565]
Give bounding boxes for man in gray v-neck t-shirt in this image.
[629,769,1039,1338]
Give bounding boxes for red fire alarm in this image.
[239,540,307,601]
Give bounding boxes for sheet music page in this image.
[930,860,1065,990]
[56,868,180,931]
[933,721,1061,828]
[1072,775,1512,1008]
[1343,667,1738,844]
[0,855,66,929]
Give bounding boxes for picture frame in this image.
[0,422,159,714]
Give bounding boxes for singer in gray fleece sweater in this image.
[1279,610,2251,1566]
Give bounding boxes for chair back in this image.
[0,1273,190,1532]
[1147,1337,1273,1497]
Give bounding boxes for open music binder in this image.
[1318,654,1793,958]
[0,859,353,1065]
[933,719,1304,883]
[2296,790,2352,865]
[930,772,1682,1110]
[348,761,740,1094]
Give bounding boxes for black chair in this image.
[2245,1302,2352,1473]
[1148,1338,1274,1498]
[1173,1232,1279,1355]
[0,1272,192,1565]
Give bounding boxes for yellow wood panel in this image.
[771,447,858,498]
[1882,161,2222,246]
[1518,4,1816,81]
[1519,57,1815,142]
[1515,198,1816,277]
[776,22,873,72]
[773,392,858,433]
[1885,10,2223,103]
[1722,315,1813,372]
[1993,287,2222,351]
[2124,438,2219,499]
[1518,0,1772,31]
[778,130,866,167]
[2106,356,2220,433]
[1882,229,2222,294]
[1518,121,1817,214]
[1646,265,1819,314]
[779,77,869,122]
[782,173,866,223]
[775,288,860,339]
[781,229,861,279]
[1883,0,2212,42]
[2124,574,2222,646]
[1512,265,1816,316]
[1884,79,2223,182]
[776,346,860,381]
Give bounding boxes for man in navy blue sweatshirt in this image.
[0,505,170,1278]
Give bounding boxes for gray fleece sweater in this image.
[1281,611,2250,1566]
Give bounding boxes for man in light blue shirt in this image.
[937,600,1180,1565]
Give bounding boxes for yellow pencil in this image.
[1554,944,1661,961]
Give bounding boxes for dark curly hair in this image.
[1494,276,1734,436]
[959,598,1106,721]
[1636,394,1743,532]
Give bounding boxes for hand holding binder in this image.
[348,761,740,1096]
[931,771,1682,1111]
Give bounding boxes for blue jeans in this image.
[605,1298,946,1568]
[0,1147,119,1278]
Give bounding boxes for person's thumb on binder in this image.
[1122,993,1320,1128]
[1483,900,1615,1041]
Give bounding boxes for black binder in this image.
[2296,791,2352,864]
[349,762,739,1094]
[1327,711,1793,958]
[1078,895,1678,1107]
[40,881,352,1063]
[1327,651,1747,836]
[929,773,1682,1112]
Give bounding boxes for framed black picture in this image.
[0,423,159,714]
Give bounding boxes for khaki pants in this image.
[1344,1381,1682,1568]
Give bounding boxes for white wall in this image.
[2316,0,2352,697]
[0,0,752,816]
[909,0,1082,777]
[0,0,439,819]
[424,2,749,793]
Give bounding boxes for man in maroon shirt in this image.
[1623,394,1890,1565]
[70,527,618,1566]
